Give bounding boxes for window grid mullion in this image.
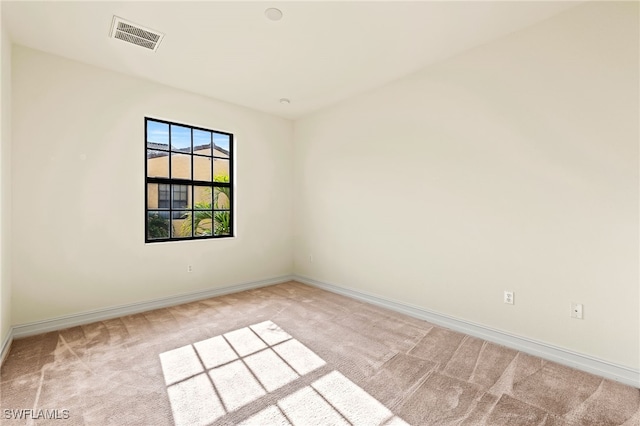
[228,134,234,234]
[190,127,194,238]
[211,132,216,186]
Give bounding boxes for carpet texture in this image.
[1,281,638,425]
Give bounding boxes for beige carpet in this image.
[1,281,638,425]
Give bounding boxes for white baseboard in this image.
[294,275,640,389]
[5,273,638,389]
[0,330,12,366]
[11,275,294,339]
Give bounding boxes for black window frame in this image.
[145,117,234,243]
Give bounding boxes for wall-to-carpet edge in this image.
[295,275,639,389]
[9,275,294,340]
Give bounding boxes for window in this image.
[145,118,233,242]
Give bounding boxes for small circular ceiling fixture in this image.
[279,98,290,104]
[265,8,283,21]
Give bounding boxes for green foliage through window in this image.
[148,213,169,238]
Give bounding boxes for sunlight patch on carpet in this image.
[159,344,205,386]
[245,371,409,426]
[159,320,406,426]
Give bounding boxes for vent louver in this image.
[109,16,164,52]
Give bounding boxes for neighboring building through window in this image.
[158,184,188,209]
[145,118,233,242]
[158,184,170,209]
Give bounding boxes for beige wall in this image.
[0,21,12,347]
[11,46,293,324]
[147,147,230,182]
[147,147,231,237]
[147,147,230,209]
[293,2,639,369]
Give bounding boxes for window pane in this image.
[171,153,191,179]
[171,125,192,153]
[213,133,230,158]
[148,211,170,240]
[194,186,212,209]
[213,159,230,182]
[214,187,230,210]
[158,184,170,208]
[193,156,212,182]
[214,211,231,236]
[147,150,169,178]
[172,185,191,209]
[147,184,170,209]
[194,212,213,237]
[172,210,189,220]
[147,120,169,150]
[172,212,192,238]
[193,129,212,156]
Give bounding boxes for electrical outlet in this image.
[571,302,583,319]
[187,265,193,273]
[504,291,514,305]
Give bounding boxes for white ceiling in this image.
[2,1,577,120]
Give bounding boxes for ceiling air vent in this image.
[109,16,164,52]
